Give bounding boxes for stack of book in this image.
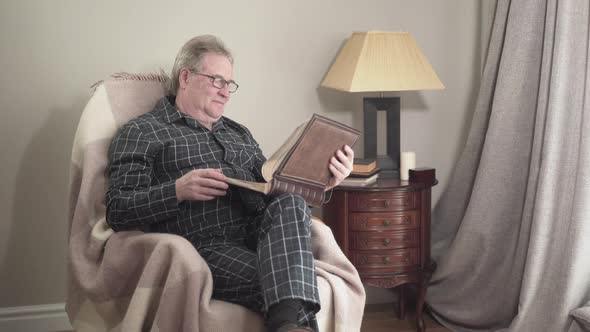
[339,158,380,187]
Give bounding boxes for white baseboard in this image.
[0,303,72,332]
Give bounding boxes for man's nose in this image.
[218,85,230,98]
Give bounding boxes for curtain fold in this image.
[427,0,590,331]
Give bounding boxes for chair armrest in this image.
[311,216,325,224]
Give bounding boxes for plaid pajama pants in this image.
[198,193,320,330]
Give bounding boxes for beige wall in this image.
[0,0,481,307]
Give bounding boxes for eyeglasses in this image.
[188,69,239,93]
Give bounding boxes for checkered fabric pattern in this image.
[106,96,267,245]
[105,96,319,328]
[200,194,319,329]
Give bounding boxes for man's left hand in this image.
[326,145,354,190]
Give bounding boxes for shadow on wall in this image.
[0,96,88,307]
[430,3,484,198]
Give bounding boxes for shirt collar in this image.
[161,96,227,132]
[212,118,227,132]
[161,95,183,124]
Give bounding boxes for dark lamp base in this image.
[376,155,399,179]
[363,96,401,179]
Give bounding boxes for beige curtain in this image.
[426,0,590,331]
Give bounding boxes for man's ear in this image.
[179,69,189,89]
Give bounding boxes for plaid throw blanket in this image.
[66,75,365,331]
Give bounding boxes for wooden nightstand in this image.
[322,168,437,332]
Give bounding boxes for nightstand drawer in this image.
[351,248,418,274]
[350,211,419,231]
[349,191,417,212]
[323,175,438,329]
[351,230,418,250]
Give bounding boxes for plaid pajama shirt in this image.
[106,96,320,329]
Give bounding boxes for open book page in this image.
[223,114,360,206]
[225,177,271,194]
[223,121,308,192]
[261,120,309,182]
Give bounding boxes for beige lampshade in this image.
[321,31,444,92]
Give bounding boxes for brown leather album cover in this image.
[225,114,360,206]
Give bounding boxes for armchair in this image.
[66,73,365,331]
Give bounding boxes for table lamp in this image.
[320,31,444,178]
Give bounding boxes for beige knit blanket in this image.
[66,75,365,331]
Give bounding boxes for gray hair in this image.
[168,35,233,95]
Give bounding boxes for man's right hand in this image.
[175,169,229,202]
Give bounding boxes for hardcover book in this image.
[352,158,377,173]
[338,173,379,187]
[225,114,360,206]
[350,167,381,178]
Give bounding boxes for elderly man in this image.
[106,35,353,332]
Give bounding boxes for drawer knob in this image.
[383,220,392,226]
[383,256,391,264]
[384,200,391,207]
[383,238,391,246]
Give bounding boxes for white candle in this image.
[400,151,416,180]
